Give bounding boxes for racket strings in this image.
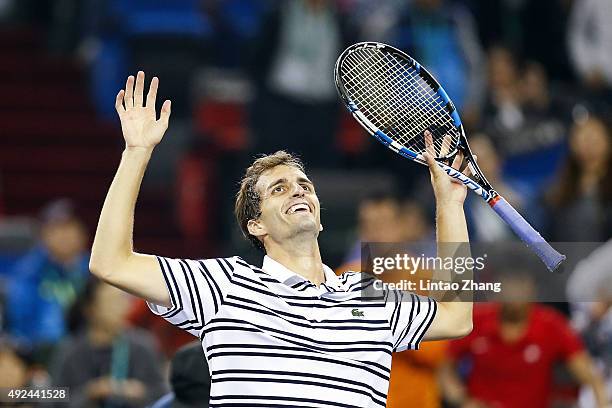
[343,51,447,148]
[380,53,455,153]
[343,58,449,154]
[340,47,460,157]
[344,49,444,132]
[343,53,415,133]
[343,50,453,155]
[343,49,453,154]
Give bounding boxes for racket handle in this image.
[490,196,566,272]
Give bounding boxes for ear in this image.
[247,219,267,238]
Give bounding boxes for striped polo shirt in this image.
[148,255,437,408]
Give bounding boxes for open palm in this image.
[115,71,171,149]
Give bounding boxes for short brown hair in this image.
[235,151,305,252]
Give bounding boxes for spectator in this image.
[484,49,570,189]
[567,240,612,407]
[5,199,89,362]
[400,198,434,243]
[51,279,167,408]
[248,0,353,165]
[441,272,609,408]
[0,339,30,389]
[483,46,522,136]
[338,192,405,273]
[464,133,526,242]
[0,339,34,408]
[386,341,448,408]
[338,193,434,273]
[389,0,485,128]
[568,0,612,93]
[546,116,612,241]
[150,341,211,408]
[482,46,569,193]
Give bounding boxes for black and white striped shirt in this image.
[148,255,437,408]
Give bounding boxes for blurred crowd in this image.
[0,0,611,407]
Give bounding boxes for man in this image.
[50,280,167,407]
[441,272,610,408]
[6,199,89,361]
[89,72,472,407]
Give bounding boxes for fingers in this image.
[463,155,477,178]
[115,90,125,114]
[423,131,445,179]
[134,71,145,107]
[424,130,435,157]
[451,150,464,170]
[440,135,453,157]
[146,77,159,108]
[159,100,172,126]
[124,75,134,108]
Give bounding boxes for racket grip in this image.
[490,196,566,272]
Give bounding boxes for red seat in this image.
[194,100,248,151]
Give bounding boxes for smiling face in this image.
[247,165,321,250]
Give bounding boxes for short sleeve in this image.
[147,256,236,337]
[549,310,584,361]
[388,289,438,352]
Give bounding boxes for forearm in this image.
[434,201,473,333]
[422,143,473,339]
[440,361,469,406]
[89,147,153,277]
[437,201,468,243]
[569,352,610,407]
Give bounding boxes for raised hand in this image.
[423,130,469,206]
[115,71,171,149]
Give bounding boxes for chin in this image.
[289,217,318,234]
[298,219,318,231]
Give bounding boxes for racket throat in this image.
[487,192,501,207]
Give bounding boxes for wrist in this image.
[124,145,154,154]
[436,200,465,210]
[123,146,154,162]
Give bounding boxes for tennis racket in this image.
[334,42,565,272]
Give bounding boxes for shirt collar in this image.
[262,255,343,290]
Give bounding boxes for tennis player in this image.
[90,72,473,407]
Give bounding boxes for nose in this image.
[291,182,306,197]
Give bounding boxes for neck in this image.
[582,159,605,177]
[88,325,119,346]
[266,237,325,286]
[48,253,77,267]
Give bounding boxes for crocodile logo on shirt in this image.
[351,308,364,317]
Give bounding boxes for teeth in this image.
[288,203,309,214]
